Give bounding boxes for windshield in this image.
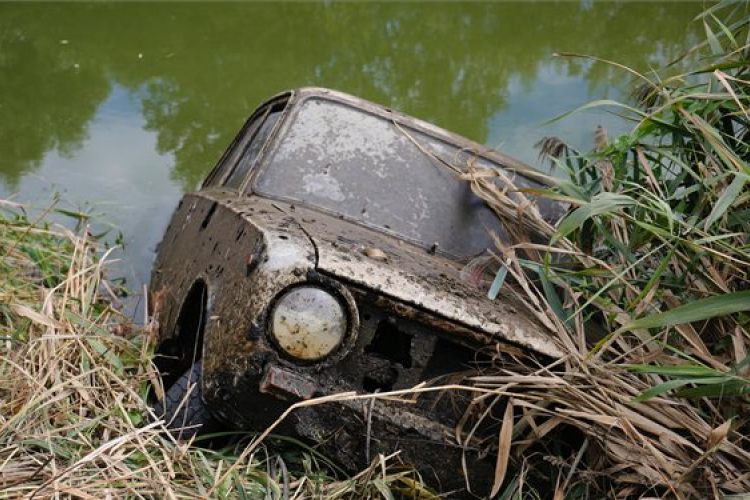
[255,97,524,258]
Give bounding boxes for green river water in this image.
[0,2,704,303]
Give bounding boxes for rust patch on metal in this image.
[260,364,317,400]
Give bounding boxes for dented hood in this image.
[222,195,563,358]
[305,216,564,359]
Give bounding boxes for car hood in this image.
[214,194,563,358]
[303,212,564,358]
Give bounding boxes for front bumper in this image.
[208,362,495,497]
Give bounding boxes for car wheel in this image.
[155,361,217,440]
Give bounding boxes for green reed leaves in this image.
[466,2,750,497]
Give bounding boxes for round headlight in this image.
[270,286,347,361]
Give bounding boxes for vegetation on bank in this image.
[0,206,423,498]
[466,1,750,498]
[1,2,748,500]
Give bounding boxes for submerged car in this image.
[150,87,563,495]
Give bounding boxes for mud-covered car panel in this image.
[310,213,564,358]
[151,87,564,497]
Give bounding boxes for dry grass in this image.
[0,203,424,499]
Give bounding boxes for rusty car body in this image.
[150,87,563,496]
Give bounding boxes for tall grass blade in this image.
[553,193,636,242]
[703,173,748,230]
[615,291,750,334]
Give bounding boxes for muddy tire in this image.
[155,361,217,440]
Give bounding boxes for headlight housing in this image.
[270,286,348,361]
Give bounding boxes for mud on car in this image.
[150,87,562,496]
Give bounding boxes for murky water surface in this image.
[0,2,703,307]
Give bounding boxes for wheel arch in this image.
[155,277,212,388]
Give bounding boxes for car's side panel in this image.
[150,191,318,426]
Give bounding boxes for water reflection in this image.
[0,2,702,188]
[0,2,703,299]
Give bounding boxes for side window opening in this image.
[202,95,288,190]
[224,105,283,190]
[202,118,261,188]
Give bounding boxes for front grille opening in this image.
[364,319,413,368]
[422,337,477,380]
[362,367,398,393]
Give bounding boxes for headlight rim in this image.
[266,277,358,367]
